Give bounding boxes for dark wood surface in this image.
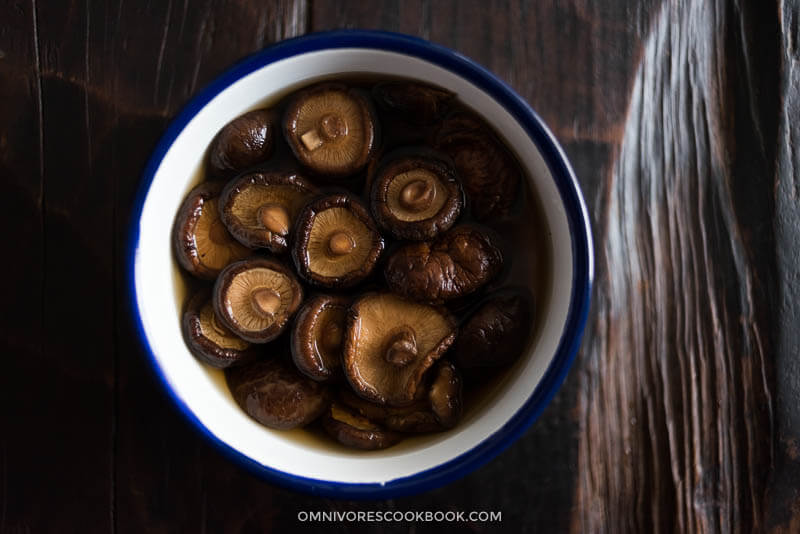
[1,1,798,532]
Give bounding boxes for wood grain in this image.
[574,1,780,532]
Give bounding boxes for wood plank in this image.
[767,1,800,532]
[309,0,662,530]
[0,1,116,532]
[574,1,780,531]
[110,2,315,532]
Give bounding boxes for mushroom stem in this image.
[250,288,282,322]
[399,178,436,212]
[300,129,323,151]
[327,231,355,256]
[385,327,418,366]
[257,204,290,236]
[320,113,347,140]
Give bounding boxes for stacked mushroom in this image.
[173,80,535,450]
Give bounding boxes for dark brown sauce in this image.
[173,74,552,453]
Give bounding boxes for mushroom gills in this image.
[291,294,350,382]
[343,293,457,406]
[173,182,251,280]
[182,290,256,369]
[285,84,376,177]
[214,258,303,344]
[220,173,317,252]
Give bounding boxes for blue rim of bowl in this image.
[129,29,594,499]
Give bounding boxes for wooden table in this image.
[2,1,798,532]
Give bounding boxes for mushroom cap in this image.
[292,193,384,289]
[343,293,457,407]
[213,257,303,343]
[373,82,454,125]
[219,170,318,252]
[284,83,377,178]
[337,388,441,433]
[434,112,522,221]
[173,182,251,280]
[226,357,331,430]
[428,359,463,428]
[182,289,258,368]
[384,225,504,304]
[290,294,350,382]
[208,109,275,178]
[370,151,463,241]
[322,402,403,450]
[454,287,534,369]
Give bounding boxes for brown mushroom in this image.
[343,293,457,407]
[428,360,462,428]
[213,257,303,343]
[284,83,377,177]
[173,182,251,280]
[384,225,504,303]
[337,388,441,433]
[435,112,522,221]
[322,402,403,450]
[182,289,258,368]
[370,152,463,240]
[290,294,350,382]
[208,109,274,178]
[292,193,384,289]
[226,357,331,430]
[454,288,534,369]
[373,82,454,125]
[218,170,318,253]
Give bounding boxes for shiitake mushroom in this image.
[226,356,331,430]
[292,193,384,289]
[454,287,534,369]
[435,112,522,222]
[219,170,318,253]
[428,359,462,429]
[383,225,504,303]
[208,109,274,178]
[290,294,350,382]
[173,182,251,280]
[337,387,442,434]
[373,81,454,125]
[284,83,377,178]
[182,289,258,368]
[322,402,403,450]
[213,257,303,343]
[370,151,463,240]
[342,293,457,407]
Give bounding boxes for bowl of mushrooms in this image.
[130,30,593,498]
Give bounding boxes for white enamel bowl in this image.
[129,30,593,498]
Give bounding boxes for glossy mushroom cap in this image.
[208,109,274,177]
[371,152,463,240]
[322,402,403,450]
[219,170,318,253]
[373,82,454,125]
[182,289,257,368]
[343,293,457,407]
[226,357,331,430]
[173,182,251,280]
[454,288,534,369]
[290,294,350,382]
[384,225,504,304]
[284,83,377,177]
[213,257,303,343]
[292,193,384,289]
[428,359,463,428]
[434,112,522,221]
